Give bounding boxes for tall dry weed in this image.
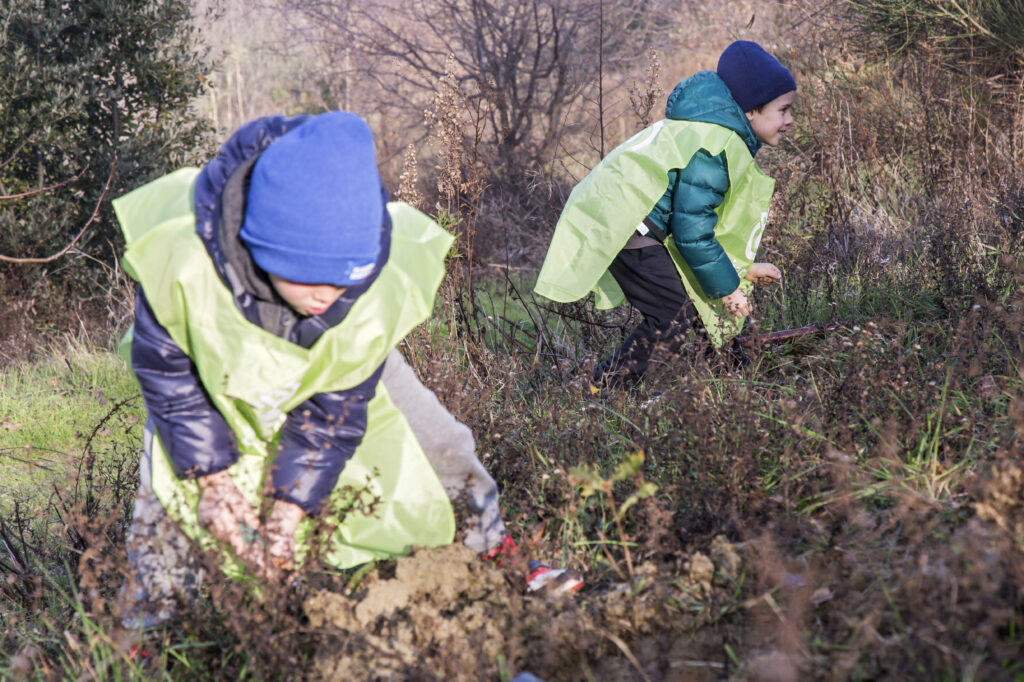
[424,54,489,306]
[628,49,665,130]
[395,144,425,211]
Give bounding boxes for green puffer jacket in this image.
[644,71,761,299]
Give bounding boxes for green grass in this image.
[0,339,144,514]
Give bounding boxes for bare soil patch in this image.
[305,540,747,681]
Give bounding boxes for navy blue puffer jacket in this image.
[131,114,390,514]
[644,72,762,299]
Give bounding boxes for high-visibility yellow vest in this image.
[535,120,775,346]
[115,167,456,575]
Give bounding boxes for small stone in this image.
[709,535,742,584]
[979,375,999,399]
[811,587,834,605]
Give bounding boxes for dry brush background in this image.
[2,0,1024,680]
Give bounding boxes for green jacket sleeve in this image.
[668,149,740,299]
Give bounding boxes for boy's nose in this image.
[314,285,341,302]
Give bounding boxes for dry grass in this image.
[3,2,1024,680]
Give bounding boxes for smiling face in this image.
[745,90,796,146]
[268,274,347,317]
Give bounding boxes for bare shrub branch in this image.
[0,164,89,202]
[0,155,117,265]
[277,0,676,171]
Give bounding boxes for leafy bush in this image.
[0,0,212,292]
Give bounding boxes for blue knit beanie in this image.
[240,111,384,286]
[716,41,797,113]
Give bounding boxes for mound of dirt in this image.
[305,543,513,678]
[304,538,746,681]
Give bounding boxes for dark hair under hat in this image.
[716,41,797,113]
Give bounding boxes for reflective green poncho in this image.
[115,168,456,573]
[535,120,774,347]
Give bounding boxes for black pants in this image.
[595,245,697,388]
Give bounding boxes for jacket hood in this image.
[664,71,761,156]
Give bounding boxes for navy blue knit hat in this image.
[716,41,797,113]
[240,111,384,286]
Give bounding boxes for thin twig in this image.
[533,299,626,330]
[601,630,653,682]
[0,154,117,264]
[0,163,89,201]
[485,262,530,271]
[0,453,58,471]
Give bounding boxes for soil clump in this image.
[305,540,744,680]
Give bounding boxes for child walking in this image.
[116,112,579,627]
[535,41,797,389]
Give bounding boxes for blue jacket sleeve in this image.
[668,149,740,299]
[131,288,239,478]
[270,364,384,514]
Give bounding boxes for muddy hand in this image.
[261,500,305,574]
[745,262,782,286]
[197,470,264,569]
[722,288,752,318]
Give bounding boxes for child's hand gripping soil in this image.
[261,500,305,573]
[197,470,265,570]
[197,471,305,579]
